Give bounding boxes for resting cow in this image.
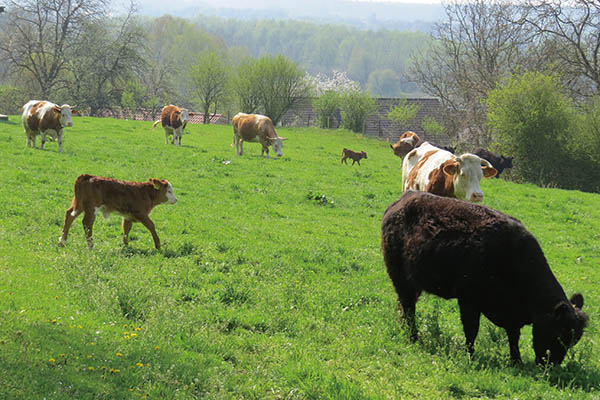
[21,100,75,153]
[232,113,287,158]
[381,190,588,364]
[153,105,190,146]
[58,174,177,249]
[402,142,496,203]
[474,148,514,178]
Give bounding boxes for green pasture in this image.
[0,116,599,399]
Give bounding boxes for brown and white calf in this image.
[21,100,75,153]
[58,174,177,249]
[341,148,367,165]
[232,113,287,158]
[402,142,497,203]
[153,105,190,146]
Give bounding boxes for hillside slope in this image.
[0,117,598,399]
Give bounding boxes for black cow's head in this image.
[500,155,514,169]
[532,293,588,365]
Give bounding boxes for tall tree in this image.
[410,0,535,144]
[189,50,230,124]
[66,3,146,115]
[519,0,600,98]
[0,0,109,98]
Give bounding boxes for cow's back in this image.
[160,105,179,128]
[382,191,550,300]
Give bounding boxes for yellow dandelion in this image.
[124,331,129,336]
[154,345,160,351]
[109,368,120,374]
[59,353,66,357]
[88,366,95,371]
[90,342,96,345]
[77,325,82,329]
[124,335,130,340]
[51,319,57,324]
[130,333,137,338]
[116,352,123,357]
[87,355,93,359]
[136,362,144,368]
[48,358,56,363]
[135,327,141,331]
[145,363,150,367]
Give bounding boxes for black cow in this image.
[381,191,588,364]
[473,148,513,178]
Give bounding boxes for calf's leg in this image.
[82,211,96,248]
[58,205,82,246]
[137,215,161,249]
[122,218,133,246]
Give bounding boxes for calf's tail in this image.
[152,120,161,129]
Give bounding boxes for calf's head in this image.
[532,293,588,365]
[501,155,514,169]
[442,153,497,202]
[361,151,367,159]
[150,178,178,204]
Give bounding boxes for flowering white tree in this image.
[309,70,363,128]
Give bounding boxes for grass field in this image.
[0,115,599,399]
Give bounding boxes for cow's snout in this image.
[471,192,484,202]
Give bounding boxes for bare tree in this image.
[519,0,600,98]
[409,0,535,145]
[0,0,109,98]
[66,3,146,115]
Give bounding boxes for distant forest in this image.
[193,16,432,97]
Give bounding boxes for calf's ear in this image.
[571,293,584,309]
[149,178,162,190]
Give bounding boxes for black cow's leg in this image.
[506,327,522,363]
[399,292,419,342]
[458,299,481,357]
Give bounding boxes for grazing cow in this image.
[58,174,177,249]
[153,105,190,146]
[232,113,287,158]
[402,143,497,203]
[341,148,367,166]
[21,100,75,153]
[390,131,423,158]
[474,148,514,178]
[382,190,588,364]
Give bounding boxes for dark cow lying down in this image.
[58,174,177,249]
[381,191,588,364]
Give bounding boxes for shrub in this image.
[312,90,341,128]
[486,71,600,192]
[340,90,376,133]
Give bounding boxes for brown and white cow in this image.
[153,105,190,146]
[390,131,423,159]
[58,174,177,249]
[21,100,75,153]
[402,142,497,203]
[232,113,287,158]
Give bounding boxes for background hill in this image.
[1,116,599,398]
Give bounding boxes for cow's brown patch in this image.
[160,105,183,129]
[405,150,439,190]
[425,159,456,197]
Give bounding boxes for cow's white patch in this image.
[166,182,177,204]
[451,154,486,202]
[272,137,284,157]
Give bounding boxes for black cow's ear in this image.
[554,302,571,318]
[571,293,584,309]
